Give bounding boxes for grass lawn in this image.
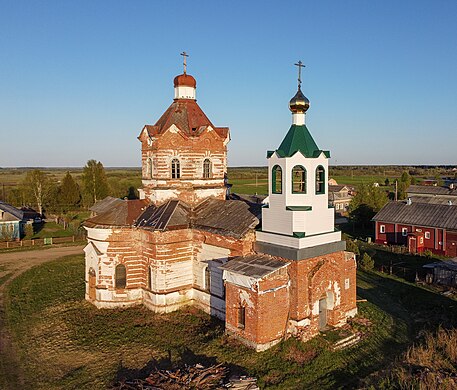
[230,178,268,195]
[29,222,77,239]
[4,255,457,389]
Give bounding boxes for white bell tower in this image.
[256,63,342,253]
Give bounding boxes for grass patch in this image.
[0,273,12,287]
[4,256,457,389]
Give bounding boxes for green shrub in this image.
[345,239,360,256]
[360,253,374,271]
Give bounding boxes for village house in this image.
[373,199,457,257]
[328,184,353,215]
[83,58,357,351]
[407,184,457,205]
[0,201,25,240]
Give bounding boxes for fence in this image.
[0,235,86,249]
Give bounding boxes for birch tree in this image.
[23,169,51,215]
[82,160,109,206]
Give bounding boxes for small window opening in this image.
[171,158,180,179]
[203,159,212,179]
[115,264,126,289]
[272,165,282,194]
[292,165,306,193]
[204,266,211,291]
[238,305,246,329]
[316,166,325,194]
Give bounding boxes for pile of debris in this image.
[111,363,259,390]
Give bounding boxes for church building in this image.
[83,56,357,351]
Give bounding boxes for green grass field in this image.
[4,254,457,389]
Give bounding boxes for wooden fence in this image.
[0,235,85,249]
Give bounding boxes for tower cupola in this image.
[174,51,196,100]
[290,61,309,125]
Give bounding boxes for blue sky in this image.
[1,0,456,167]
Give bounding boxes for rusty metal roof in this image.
[193,198,259,238]
[85,199,148,228]
[373,201,457,230]
[220,254,288,279]
[150,99,229,139]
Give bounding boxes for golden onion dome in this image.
[289,87,310,113]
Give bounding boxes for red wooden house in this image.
[373,200,457,257]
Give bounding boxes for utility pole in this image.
[395,180,398,201]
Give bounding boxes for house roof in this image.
[267,124,330,159]
[220,254,288,280]
[142,99,229,140]
[90,196,124,215]
[373,201,457,230]
[0,201,23,221]
[407,185,457,197]
[409,195,455,206]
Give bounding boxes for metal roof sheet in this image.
[220,254,288,279]
[373,201,457,230]
[0,201,23,221]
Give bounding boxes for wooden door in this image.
[446,240,457,257]
[319,298,327,331]
[408,237,417,254]
[88,268,96,300]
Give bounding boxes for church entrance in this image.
[88,268,96,300]
[318,297,327,330]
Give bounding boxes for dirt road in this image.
[0,245,84,389]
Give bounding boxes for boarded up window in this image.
[204,266,211,291]
[115,264,126,289]
[147,158,153,178]
[148,266,152,290]
[238,306,246,329]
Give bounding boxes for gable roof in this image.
[373,201,457,230]
[0,201,23,221]
[267,124,330,159]
[134,200,189,230]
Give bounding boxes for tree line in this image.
[2,160,139,216]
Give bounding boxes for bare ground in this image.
[0,245,84,389]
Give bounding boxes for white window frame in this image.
[402,227,408,237]
[380,225,385,234]
[425,231,430,239]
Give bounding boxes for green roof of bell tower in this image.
[267,124,330,159]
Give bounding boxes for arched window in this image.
[203,159,211,179]
[292,165,306,193]
[115,264,126,289]
[147,158,153,179]
[316,166,325,194]
[171,158,180,179]
[272,165,282,194]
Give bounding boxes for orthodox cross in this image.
[294,60,305,88]
[181,51,189,74]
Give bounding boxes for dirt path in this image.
[0,245,84,389]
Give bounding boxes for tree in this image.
[59,171,81,212]
[401,171,411,188]
[81,160,109,206]
[23,170,53,215]
[384,178,390,186]
[359,253,374,271]
[349,183,389,228]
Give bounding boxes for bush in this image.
[345,239,360,256]
[360,253,374,271]
[285,344,318,366]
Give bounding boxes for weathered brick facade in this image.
[83,66,357,352]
